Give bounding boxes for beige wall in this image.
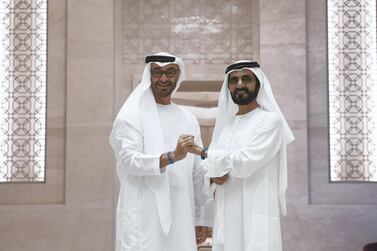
[0,0,115,250]
[0,0,376,251]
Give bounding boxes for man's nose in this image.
[160,73,168,82]
[236,78,244,88]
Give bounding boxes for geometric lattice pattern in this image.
[122,0,255,64]
[328,0,377,181]
[0,0,47,182]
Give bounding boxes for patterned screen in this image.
[328,0,377,181]
[0,0,47,182]
[122,0,256,65]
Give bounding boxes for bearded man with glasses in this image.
[109,52,212,251]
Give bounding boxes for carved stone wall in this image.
[119,0,260,145]
[122,0,259,66]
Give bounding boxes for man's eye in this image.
[152,70,162,76]
[229,77,238,83]
[166,70,176,75]
[241,76,252,82]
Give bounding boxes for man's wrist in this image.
[193,146,202,156]
[171,150,181,162]
[201,147,208,160]
[167,151,174,164]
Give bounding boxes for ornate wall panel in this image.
[120,0,259,147]
[0,0,47,182]
[122,0,257,65]
[328,0,377,181]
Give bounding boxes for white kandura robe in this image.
[110,103,210,251]
[207,107,284,251]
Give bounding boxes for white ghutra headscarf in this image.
[210,60,294,244]
[111,52,185,235]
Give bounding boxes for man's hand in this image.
[188,142,202,156]
[195,226,209,244]
[210,173,229,185]
[172,135,194,161]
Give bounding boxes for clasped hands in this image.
[172,135,228,186]
[170,134,201,161]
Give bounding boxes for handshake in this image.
[170,134,203,161]
[165,134,228,186]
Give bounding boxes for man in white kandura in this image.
[109,52,211,251]
[191,61,294,251]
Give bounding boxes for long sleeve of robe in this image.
[207,111,283,178]
[206,108,285,251]
[110,103,211,251]
[112,120,161,178]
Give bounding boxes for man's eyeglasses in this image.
[151,68,179,78]
[228,75,253,85]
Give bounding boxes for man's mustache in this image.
[157,81,172,86]
[234,88,249,94]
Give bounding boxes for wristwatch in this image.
[201,147,208,160]
[167,151,174,164]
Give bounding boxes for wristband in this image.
[201,147,208,160]
[167,151,174,164]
